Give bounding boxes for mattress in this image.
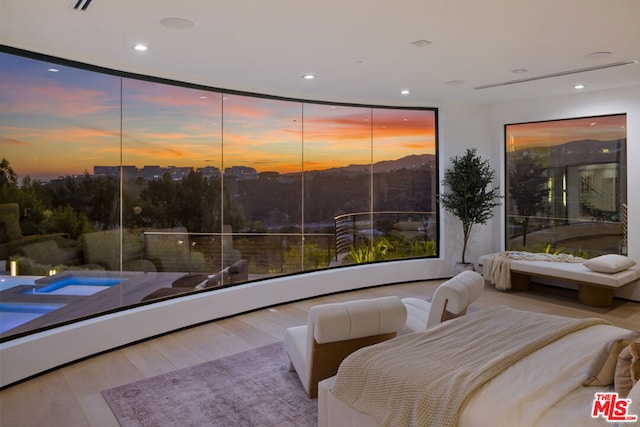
[319,321,629,427]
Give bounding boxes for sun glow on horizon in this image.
[0,51,436,182]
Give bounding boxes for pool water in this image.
[28,276,124,296]
[0,275,125,334]
[0,276,38,291]
[0,302,67,333]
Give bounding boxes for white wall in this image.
[438,103,502,266]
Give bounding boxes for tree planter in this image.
[440,149,502,266]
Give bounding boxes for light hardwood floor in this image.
[1,280,639,427]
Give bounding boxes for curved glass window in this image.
[0,48,438,340]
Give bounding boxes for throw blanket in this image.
[483,251,584,290]
[332,305,609,427]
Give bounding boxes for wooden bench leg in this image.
[510,272,531,291]
[578,284,614,307]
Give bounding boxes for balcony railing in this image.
[334,211,436,258]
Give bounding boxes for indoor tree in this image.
[508,152,548,247]
[440,148,502,265]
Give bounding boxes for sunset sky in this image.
[505,114,626,152]
[0,52,436,181]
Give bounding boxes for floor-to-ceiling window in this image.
[505,114,627,257]
[0,47,437,340]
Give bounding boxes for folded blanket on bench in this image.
[483,251,584,290]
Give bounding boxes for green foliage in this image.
[409,239,437,257]
[346,238,391,263]
[346,236,436,263]
[9,255,98,276]
[282,241,333,273]
[0,157,17,186]
[45,205,93,239]
[523,243,591,259]
[439,149,502,263]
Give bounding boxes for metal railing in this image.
[334,211,436,257]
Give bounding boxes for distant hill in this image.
[511,138,624,167]
[313,154,435,175]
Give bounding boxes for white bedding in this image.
[460,323,627,427]
[320,318,629,427]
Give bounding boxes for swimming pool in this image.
[0,302,67,334]
[1,273,126,334]
[28,276,124,296]
[0,276,37,291]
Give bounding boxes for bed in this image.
[318,305,639,427]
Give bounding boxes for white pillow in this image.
[627,381,640,423]
[583,254,636,274]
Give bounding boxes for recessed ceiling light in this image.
[584,51,612,60]
[511,68,528,74]
[411,39,433,47]
[401,90,410,95]
[47,68,60,72]
[445,80,465,85]
[574,84,585,89]
[302,74,315,80]
[159,17,195,30]
[134,44,149,52]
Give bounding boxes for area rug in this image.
[102,342,317,426]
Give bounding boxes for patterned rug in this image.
[102,342,316,426]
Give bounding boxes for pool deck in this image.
[0,270,185,339]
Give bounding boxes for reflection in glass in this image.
[505,114,627,257]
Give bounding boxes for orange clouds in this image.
[507,114,626,151]
[1,55,436,180]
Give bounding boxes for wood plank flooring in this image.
[1,279,639,427]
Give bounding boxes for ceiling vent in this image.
[73,0,93,11]
[474,60,638,90]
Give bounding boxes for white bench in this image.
[479,253,640,307]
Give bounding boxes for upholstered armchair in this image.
[402,270,484,332]
[283,296,407,398]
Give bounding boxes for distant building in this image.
[167,166,193,181]
[94,166,118,176]
[224,166,257,180]
[198,166,222,179]
[258,171,280,181]
[142,166,163,181]
[94,166,137,180]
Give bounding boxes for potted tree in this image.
[439,148,502,271]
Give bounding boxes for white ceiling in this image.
[1,0,639,106]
